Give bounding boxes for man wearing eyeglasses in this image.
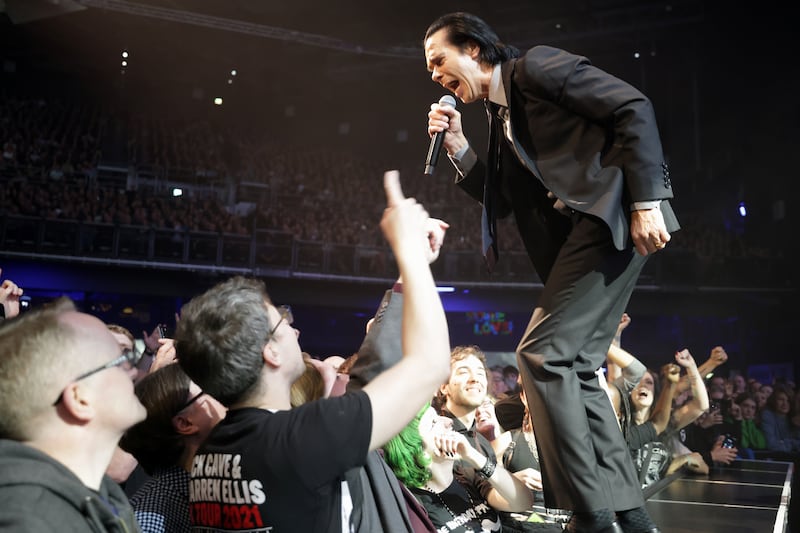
[176,171,452,533]
[0,297,146,532]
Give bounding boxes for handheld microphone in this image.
[424,94,457,175]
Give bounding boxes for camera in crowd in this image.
[722,434,737,449]
[1,295,31,318]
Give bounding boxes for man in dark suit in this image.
[423,12,678,533]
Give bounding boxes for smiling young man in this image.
[422,11,679,533]
[437,345,499,461]
[0,298,145,532]
[439,346,488,424]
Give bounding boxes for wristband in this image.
[477,454,497,479]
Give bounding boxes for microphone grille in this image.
[438,94,457,108]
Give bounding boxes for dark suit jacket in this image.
[347,289,437,533]
[458,46,679,279]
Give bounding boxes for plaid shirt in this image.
[129,465,191,533]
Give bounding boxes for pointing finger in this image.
[383,170,404,207]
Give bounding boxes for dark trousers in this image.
[517,212,647,512]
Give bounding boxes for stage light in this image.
[172,188,183,197]
[738,201,747,217]
[214,97,223,105]
[122,50,129,58]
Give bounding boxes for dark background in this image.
[0,0,797,379]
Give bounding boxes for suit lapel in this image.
[501,59,545,182]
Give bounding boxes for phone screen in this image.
[134,339,146,355]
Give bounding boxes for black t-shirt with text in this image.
[410,474,500,533]
[189,391,372,532]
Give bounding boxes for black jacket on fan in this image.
[0,439,141,533]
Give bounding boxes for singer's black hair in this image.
[424,12,520,65]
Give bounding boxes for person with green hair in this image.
[385,403,559,532]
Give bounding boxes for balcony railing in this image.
[0,214,789,288]
[0,214,542,283]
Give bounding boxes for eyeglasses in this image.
[53,348,140,406]
[176,390,205,414]
[269,305,293,337]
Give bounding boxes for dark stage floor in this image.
[645,459,793,533]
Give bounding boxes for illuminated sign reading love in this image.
[466,311,513,336]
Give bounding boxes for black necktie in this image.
[482,100,501,272]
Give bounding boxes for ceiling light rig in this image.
[120,49,129,74]
[75,0,421,59]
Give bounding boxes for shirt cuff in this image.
[448,144,477,180]
[630,200,661,211]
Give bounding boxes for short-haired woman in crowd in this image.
[120,363,226,532]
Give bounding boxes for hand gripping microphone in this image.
[424,94,457,175]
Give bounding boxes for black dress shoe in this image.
[599,522,625,533]
[564,519,624,533]
[617,506,660,533]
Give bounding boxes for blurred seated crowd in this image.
[0,179,250,236]
[0,95,790,287]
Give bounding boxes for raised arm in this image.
[670,349,709,430]
[0,269,23,320]
[363,171,451,451]
[607,344,647,396]
[649,363,679,435]
[349,217,448,391]
[676,346,727,395]
[606,313,631,381]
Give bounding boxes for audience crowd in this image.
[0,44,796,529]
[0,95,789,287]
[2,244,798,532]
[0,179,250,236]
